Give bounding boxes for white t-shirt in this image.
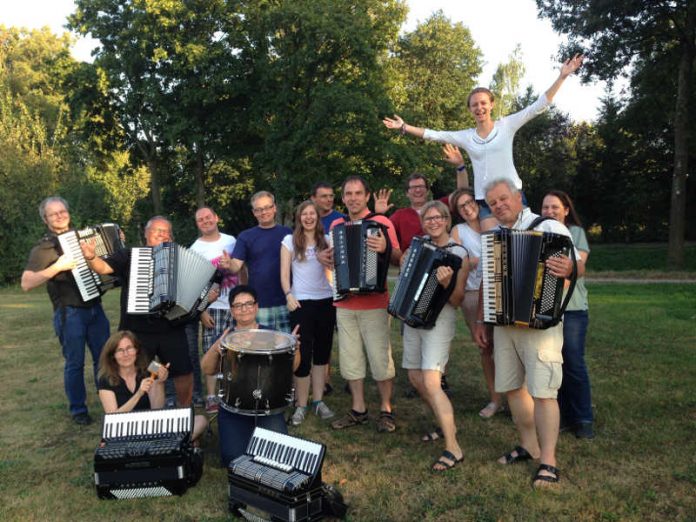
[281,235,333,300]
[453,223,482,291]
[190,233,237,310]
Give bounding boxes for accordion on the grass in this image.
[388,236,464,329]
[57,223,125,302]
[126,242,217,321]
[481,228,577,329]
[330,219,391,301]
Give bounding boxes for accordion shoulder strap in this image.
[525,216,553,231]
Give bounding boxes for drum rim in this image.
[219,401,290,416]
[220,328,296,354]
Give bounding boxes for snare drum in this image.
[218,329,295,416]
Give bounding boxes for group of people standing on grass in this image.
[21,53,594,490]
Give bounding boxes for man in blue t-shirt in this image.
[219,191,292,332]
[311,181,345,232]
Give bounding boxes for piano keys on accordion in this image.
[57,223,125,302]
[330,220,391,300]
[481,229,576,329]
[126,242,216,321]
[228,427,326,521]
[388,236,463,329]
[94,407,202,499]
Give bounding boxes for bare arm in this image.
[545,54,584,103]
[80,239,114,275]
[98,377,158,414]
[280,245,300,312]
[218,250,244,274]
[201,328,229,375]
[447,260,469,306]
[21,254,76,291]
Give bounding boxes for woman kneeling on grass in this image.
[97,330,207,440]
[401,201,469,471]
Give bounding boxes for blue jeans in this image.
[53,305,110,416]
[558,310,593,425]
[218,407,287,467]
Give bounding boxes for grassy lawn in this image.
[588,243,696,273]
[0,282,694,521]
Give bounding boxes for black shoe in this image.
[72,413,93,425]
[574,422,595,439]
[324,383,334,396]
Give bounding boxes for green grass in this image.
[0,283,695,521]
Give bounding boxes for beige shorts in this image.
[493,324,564,398]
[336,307,395,381]
[402,305,456,372]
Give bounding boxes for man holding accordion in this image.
[474,179,584,489]
[21,196,111,425]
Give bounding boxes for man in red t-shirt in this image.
[319,176,402,433]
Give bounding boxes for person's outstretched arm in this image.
[383,114,425,138]
[545,54,584,103]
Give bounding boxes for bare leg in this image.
[192,414,209,441]
[349,379,366,412]
[498,386,540,463]
[294,375,310,407]
[421,370,462,468]
[534,397,559,469]
[311,364,327,402]
[174,373,194,407]
[375,378,393,413]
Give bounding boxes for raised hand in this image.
[560,54,584,78]
[382,114,404,130]
[373,188,394,214]
[218,250,232,271]
[442,144,465,166]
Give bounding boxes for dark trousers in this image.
[558,310,593,425]
[289,298,335,377]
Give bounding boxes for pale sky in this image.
[1,0,605,121]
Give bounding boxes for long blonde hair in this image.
[292,200,328,261]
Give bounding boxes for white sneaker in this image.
[313,401,335,420]
[291,407,307,426]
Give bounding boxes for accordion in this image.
[481,229,576,329]
[94,407,202,499]
[57,223,124,302]
[228,427,327,521]
[388,236,463,329]
[330,219,391,300]
[126,242,216,321]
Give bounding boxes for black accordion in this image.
[481,229,576,329]
[57,223,124,302]
[330,219,391,300]
[94,407,202,499]
[228,427,327,521]
[126,242,216,321]
[388,236,463,329]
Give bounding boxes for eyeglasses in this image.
[232,300,256,311]
[253,205,275,214]
[423,215,446,223]
[115,346,137,355]
[458,199,476,210]
[46,209,68,219]
[408,184,427,191]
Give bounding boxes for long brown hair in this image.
[292,200,328,261]
[97,331,149,386]
[545,190,583,227]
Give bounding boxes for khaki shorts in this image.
[336,307,395,381]
[402,305,455,372]
[493,324,564,399]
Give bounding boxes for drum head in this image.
[220,328,295,354]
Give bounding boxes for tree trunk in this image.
[147,157,162,215]
[667,9,695,269]
[194,150,206,208]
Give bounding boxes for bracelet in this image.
[456,165,466,172]
[84,255,96,261]
[400,123,407,135]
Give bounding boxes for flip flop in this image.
[479,401,505,419]
[421,427,444,442]
[432,450,464,472]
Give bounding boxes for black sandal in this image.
[421,427,444,442]
[499,445,533,464]
[532,463,560,488]
[432,450,463,472]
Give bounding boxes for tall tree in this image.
[490,44,526,120]
[385,10,482,196]
[536,0,696,268]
